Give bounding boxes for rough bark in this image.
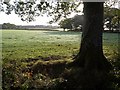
[72,2,112,72]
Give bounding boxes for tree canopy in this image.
[59,18,72,30]
[72,14,83,30]
[0,0,119,25]
[59,14,83,31]
[104,7,120,31]
[0,1,81,22]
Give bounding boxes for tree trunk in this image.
[62,2,114,89]
[65,2,113,88]
[72,2,112,72]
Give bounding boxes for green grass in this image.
[2,30,119,89]
[2,30,119,62]
[2,30,81,62]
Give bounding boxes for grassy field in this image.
[2,30,118,61]
[2,30,119,89]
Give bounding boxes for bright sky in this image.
[0,11,81,26]
[0,12,57,26]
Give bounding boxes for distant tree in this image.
[59,15,83,31]
[104,7,120,31]
[72,14,83,30]
[2,23,17,29]
[59,18,72,31]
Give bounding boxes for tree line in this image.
[1,23,18,29]
[1,23,59,30]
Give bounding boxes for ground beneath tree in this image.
[2,55,120,89]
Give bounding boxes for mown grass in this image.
[2,30,119,89]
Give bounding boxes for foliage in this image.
[0,1,81,22]
[59,14,83,31]
[59,18,73,30]
[2,23,18,29]
[1,1,119,31]
[59,8,120,32]
[104,7,120,31]
[72,14,83,30]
